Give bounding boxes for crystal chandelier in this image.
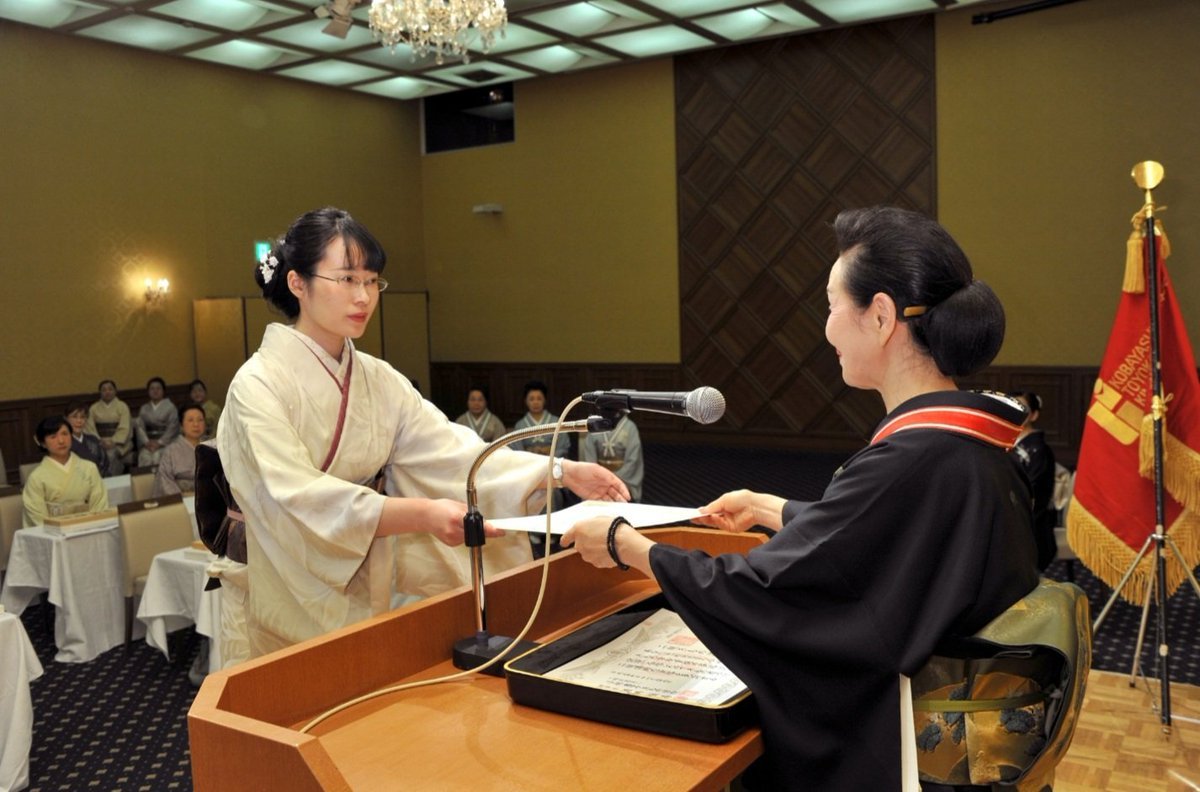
[369,0,508,65]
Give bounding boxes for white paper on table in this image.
[489,501,702,535]
[543,609,748,706]
[41,517,120,538]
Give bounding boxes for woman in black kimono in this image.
[564,206,1040,791]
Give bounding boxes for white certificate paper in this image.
[543,609,747,706]
[489,500,702,535]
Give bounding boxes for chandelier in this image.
[369,0,508,65]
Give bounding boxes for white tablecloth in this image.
[0,525,138,663]
[0,609,43,792]
[135,548,222,673]
[103,474,132,507]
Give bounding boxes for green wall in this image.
[937,0,1200,365]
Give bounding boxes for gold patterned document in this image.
[543,609,747,706]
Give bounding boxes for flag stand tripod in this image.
[1089,161,1200,733]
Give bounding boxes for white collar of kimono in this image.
[46,453,76,472]
[282,323,352,385]
[467,409,494,433]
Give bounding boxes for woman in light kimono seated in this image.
[86,379,132,475]
[455,386,506,442]
[217,207,629,663]
[565,207,1040,792]
[153,403,205,496]
[509,380,568,458]
[66,401,111,477]
[188,379,222,439]
[579,414,643,502]
[136,377,179,467]
[23,416,109,527]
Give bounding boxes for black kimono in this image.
[649,391,1040,791]
[1010,430,1058,570]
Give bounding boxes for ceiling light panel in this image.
[804,0,938,24]
[75,15,217,51]
[503,44,618,73]
[185,39,306,70]
[348,42,441,69]
[696,5,819,40]
[525,2,653,37]
[593,25,713,58]
[276,59,392,85]
[354,76,455,100]
[640,0,754,14]
[154,0,282,31]
[0,0,105,28]
[258,19,378,51]
[467,23,557,54]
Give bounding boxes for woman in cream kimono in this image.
[455,386,506,442]
[23,416,109,527]
[86,379,132,474]
[218,207,628,663]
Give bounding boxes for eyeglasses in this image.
[311,273,389,292]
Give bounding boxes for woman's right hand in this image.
[694,489,785,533]
[378,497,505,545]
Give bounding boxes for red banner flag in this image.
[1067,216,1200,604]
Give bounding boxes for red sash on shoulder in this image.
[871,405,1022,451]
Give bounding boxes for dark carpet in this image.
[16,443,1200,790]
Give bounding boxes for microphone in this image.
[581,387,726,425]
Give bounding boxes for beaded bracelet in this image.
[607,516,632,571]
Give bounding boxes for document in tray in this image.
[42,515,120,538]
[489,501,702,535]
[543,609,748,706]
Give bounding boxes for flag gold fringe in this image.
[1065,497,1200,606]
[1139,418,1200,515]
[1123,212,1169,294]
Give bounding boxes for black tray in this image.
[504,593,757,743]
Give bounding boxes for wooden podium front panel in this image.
[189,528,766,791]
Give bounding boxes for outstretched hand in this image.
[562,460,630,502]
[694,489,786,533]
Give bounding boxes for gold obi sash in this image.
[598,455,624,472]
[912,579,1091,790]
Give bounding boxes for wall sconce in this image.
[144,277,170,304]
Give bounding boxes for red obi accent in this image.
[871,406,1022,450]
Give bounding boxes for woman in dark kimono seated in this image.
[564,206,1040,792]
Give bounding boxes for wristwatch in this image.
[552,457,564,486]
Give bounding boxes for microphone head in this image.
[684,387,725,424]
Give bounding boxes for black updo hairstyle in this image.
[1013,390,1042,414]
[146,376,166,392]
[833,206,1005,377]
[523,380,548,400]
[256,206,387,320]
[35,415,70,449]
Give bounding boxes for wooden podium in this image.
[189,528,766,791]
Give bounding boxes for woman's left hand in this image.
[562,460,630,502]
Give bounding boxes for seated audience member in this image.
[580,414,643,502]
[86,378,132,474]
[154,403,206,496]
[136,376,179,466]
[23,416,110,527]
[455,386,506,442]
[509,381,567,457]
[66,400,111,477]
[1010,390,1058,571]
[189,378,222,438]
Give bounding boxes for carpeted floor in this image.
[15,443,1200,790]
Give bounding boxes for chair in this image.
[129,465,157,502]
[19,462,39,487]
[0,485,22,584]
[117,493,194,647]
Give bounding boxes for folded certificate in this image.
[490,500,701,535]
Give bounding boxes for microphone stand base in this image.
[452,632,539,677]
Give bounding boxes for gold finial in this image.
[1132,161,1164,216]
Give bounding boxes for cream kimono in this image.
[86,397,132,473]
[22,453,109,527]
[219,323,550,657]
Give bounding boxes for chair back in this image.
[19,462,39,487]
[129,465,157,502]
[0,485,21,574]
[117,494,193,598]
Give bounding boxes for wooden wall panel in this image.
[675,15,937,447]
